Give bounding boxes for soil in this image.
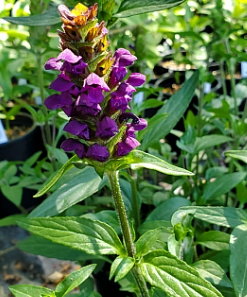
[0,226,80,297]
[163,83,182,95]
[5,126,31,141]
[162,60,196,71]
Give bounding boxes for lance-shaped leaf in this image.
[17,235,110,262]
[203,172,246,202]
[193,135,232,154]
[172,206,247,228]
[3,7,61,26]
[110,256,135,282]
[141,71,199,150]
[55,264,96,297]
[230,224,247,297]
[29,167,106,217]
[114,0,185,18]
[225,150,247,164]
[17,217,125,256]
[106,150,193,176]
[34,154,79,198]
[140,250,223,297]
[135,228,165,257]
[9,284,54,297]
[195,231,230,251]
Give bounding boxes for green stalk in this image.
[119,171,141,236]
[107,170,150,297]
[219,60,227,100]
[36,51,56,171]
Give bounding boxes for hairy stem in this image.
[107,170,150,297]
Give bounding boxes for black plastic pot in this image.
[0,113,45,218]
[0,112,44,162]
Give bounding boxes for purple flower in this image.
[84,73,110,92]
[49,74,75,92]
[45,91,73,110]
[45,49,87,76]
[86,143,109,161]
[61,59,87,75]
[117,136,140,156]
[95,117,118,139]
[109,67,128,88]
[64,119,90,139]
[60,138,86,158]
[75,93,102,115]
[126,73,146,87]
[44,58,63,71]
[132,118,147,131]
[110,82,136,112]
[113,48,137,67]
[57,48,81,64]
[110,94,131,112]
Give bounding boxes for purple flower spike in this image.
[86,143,109,162]
[49,74,75,92]
[57,48,81,64]
[64,120,90,139]
[44,58,63,71]
[126,73,146,87]
[117,136,140,156]
[109,67,128,88]
[113,48,137,67]
[95,117,118,139]
[133,118,148,131]
[84,73,110,92]
[61,138,85,158]
[45,91,73,110]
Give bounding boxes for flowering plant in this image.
[8,3,224,297]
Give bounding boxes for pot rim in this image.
[0,112,36,147]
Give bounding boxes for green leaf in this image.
[225,150,247,164]
[194,135,232,154]
[17,235,110,262]
[17,217,124,256]
[30,167,106,217]
[107,150,194,176]
[138,220,172,236]
[46,144,69,164]
[110,256,134,282]
[203,172,247,202]
[4,164,17,180]
[146,197,191,222]
[135,228,167,257]
[33,155,79,198]
[0,214,26,227]
[141,250,223,297]
[1,185,22,207]
[3,7,61,26]
[151,287,169,297]
[195,231,230,251]
[192,260,233,288]
[9,284,54,297]
[141,71,199,150]
[114,0,185,18]
[172,206,247,228]
[230,224,247,297]
[55,264,96,297]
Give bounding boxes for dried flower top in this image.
[44,2,147,163]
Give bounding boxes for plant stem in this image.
[36,51,56,171]
[219,60,227,100]
[107,170,150,297]
[119,171,141,236]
